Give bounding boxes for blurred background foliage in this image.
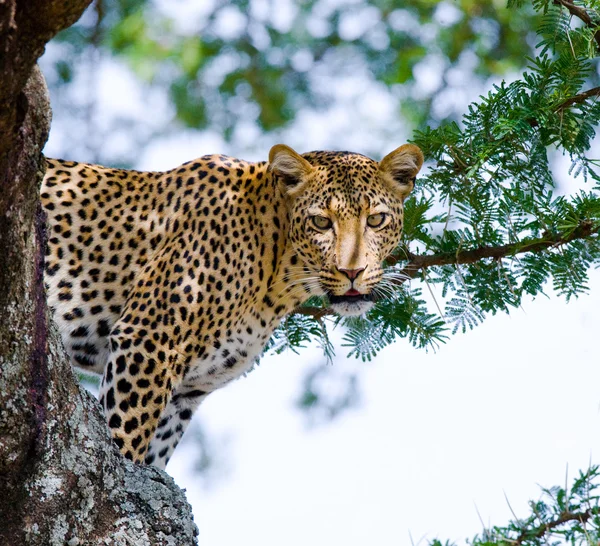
[43,0,540,164]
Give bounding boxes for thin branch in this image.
[513,509,593,545]
[528,86,600,127]
[553,0,600,49]
[294,306,335,320]
[292,220,599,318]
[556,85,600,111]
[387,220,598,279]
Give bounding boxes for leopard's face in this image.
[269,144,424,316]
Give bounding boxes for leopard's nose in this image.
[337,267,366,280]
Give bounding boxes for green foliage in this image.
[44,0,540,162]
[434,466,600,546]
[296,363,361,423]
[266,310,335,365]
[342,288,447,361]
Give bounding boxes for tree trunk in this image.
[0,2,198,544]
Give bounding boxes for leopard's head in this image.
[269,143,424,316]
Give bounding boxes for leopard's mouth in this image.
[326,291,374,316]
[328,293,373,304]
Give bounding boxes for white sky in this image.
[40,2,600,544]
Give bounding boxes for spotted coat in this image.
[41,144,423,468]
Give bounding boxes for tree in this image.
[2,0,600,544]
[0,2,197,544]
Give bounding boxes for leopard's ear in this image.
[269,144,314,196]
[379,144,424,198]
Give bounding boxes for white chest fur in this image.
[182,313,277,393]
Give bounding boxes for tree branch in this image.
[556,85,600,111]
[553,0,600,49]
[513,509,593,545]
[527,86,600,127]
[294,306,336,319]
[293,220,599,318]
[387,219,598,277]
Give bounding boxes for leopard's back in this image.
[42,158,179,372]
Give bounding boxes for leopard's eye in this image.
[367,213,386,228]
[311,216,333,230]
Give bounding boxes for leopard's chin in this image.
[328,294,374,317]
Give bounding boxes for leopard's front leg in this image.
[144,385,209,468]
[99,319,187,463]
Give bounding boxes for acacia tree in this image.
[2,0,600,544]
[0,2,197,544]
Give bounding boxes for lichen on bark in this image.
[0,2,198,544]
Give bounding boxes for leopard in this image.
[41,143,424,469]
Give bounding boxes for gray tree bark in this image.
[0,2,198,544]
